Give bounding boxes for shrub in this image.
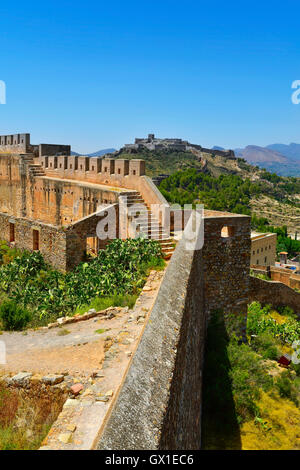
[277,305,295,319]
[0,239,164,328]
[228,338,273,421]
[291,363,300,377]
[251,333,279,360]
[0,301,31,331]
[247,302,300,345]
[275,372,299,406]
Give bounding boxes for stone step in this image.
[139,229,168,235]
[138,224,161,230]
[126,200,146,205]
[159,241,174,247]
[161,247,175,253]
[148,234,171,240]
[30,169,45,174]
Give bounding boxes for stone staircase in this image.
[23,155,46,177]
[120,191,175,259]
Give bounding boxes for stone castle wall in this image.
[0,133,31,154]
[39,144,71,157]
[203,214,251,328]
[38,155,146,184]
[0,212,68,271]
[0,152,164,271]
[251,265,300,291]
[97,212,251,450]
[249,276,300,316]
[97,215,206,450]
[0,134,71,157]
[0,154,128,226]
[0,153,165,228]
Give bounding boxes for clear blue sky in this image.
[1,0,300,153]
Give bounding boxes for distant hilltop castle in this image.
[124,133,235,158]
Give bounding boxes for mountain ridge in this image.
[231,144,300,176]
[71,148,116,157]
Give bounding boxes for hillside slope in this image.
[235,145,300,177]
[235,145,288,164]
[116,147,300,233]
[267,143,300,161]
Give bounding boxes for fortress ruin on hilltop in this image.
[124,133,236,158]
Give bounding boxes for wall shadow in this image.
[201,311,242,450]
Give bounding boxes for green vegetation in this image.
[250,269,270,281]
[159,168,300,257]
[159,169,259,214]
[0,301,31,331]
[160,168,300,212]
[117,148,204,177]
[260,170,300,194]
[202,303,300,450]
[0,239,164,330]
[74,293,138,316]
[247,302,300,345]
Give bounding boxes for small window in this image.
[264,257,267,263]
[92,166,94,171]
[80,165,83,170]
[33,229,39,251]
[133,170,136,175]
[9,223,15,242]
[60,163,62,168]
[256,259,259,265]
[70,164,73,169]
[118,168,121,174]
[252,250,255,255]
[221,226,235,238]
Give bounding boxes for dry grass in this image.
[250,195,300,235]
[241,391,300,450]
[0,382,66,450]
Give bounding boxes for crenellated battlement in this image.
[0,133,32,154]
[38,155,146,182]
[0,133,70,157]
